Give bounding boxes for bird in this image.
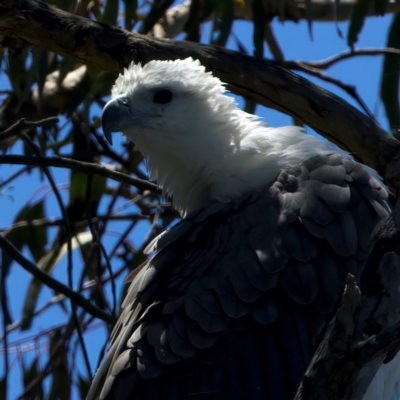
[87,57,391,400]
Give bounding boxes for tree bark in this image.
[295,214,400,400]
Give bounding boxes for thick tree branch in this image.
[0,233,115,324]
[156,0,400,34]
[295,212,400,400]
[0,0,399,186]
[295,254,400,400]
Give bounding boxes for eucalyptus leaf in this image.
[347,0,372,49]
[21,231,93,330]
[305,0,314,39]
[48,330,71,400]
[380,13,400,133]
[214,0,234,47]
[252,0,265,59]
[77,374,91,399]
[31,48,49,116]
[124,0,138,30]
[102,0,119,26]
[22,356,43,399]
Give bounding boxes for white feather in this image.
[364,353,400,400]
[111,58,366,215]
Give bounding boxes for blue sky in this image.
[0,9,396,399]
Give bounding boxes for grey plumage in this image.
[87,154,389,400]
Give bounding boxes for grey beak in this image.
[102,96,130,146]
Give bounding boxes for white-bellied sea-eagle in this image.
[87,58,396,400]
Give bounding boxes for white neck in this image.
[130,110,349,216]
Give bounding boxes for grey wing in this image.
[87,154,389,400]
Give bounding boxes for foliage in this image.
[0,0,399,398]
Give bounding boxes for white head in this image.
[102,58,348,215]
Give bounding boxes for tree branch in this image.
[0,233,115,324]
[0,155,159,192]
[0,117,59,142]
[292,0,400,22]
[295,213,400,400]
[295,255,400,400]
[0,0,399,185]
[295,48,400,70]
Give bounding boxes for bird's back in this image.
[87,153,389,400]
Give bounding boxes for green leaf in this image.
[89,0,102,21]
[380,13,400,132]
[70,171,106,205]
[5,49,28,96]
[77,374,91,400]
[25,201,48,262]
[101,0,119,26]
[185,0,214,42]
[31,48,49,116]
[139,0,175,35]
[48,330,71,400]
[252,0,265,59]
[347,0,372,49]
[0,376,5,400]
[214,0,234,47]
[0,200,47,325]
[22,356,43,399]
[374,0,386,15]
[232,32,249,55]
[58,57,75,87]
[124,0,138,31]
[244,99,256,114]
[2,200,47,272]
[21,232,93,330]
[305,0,314,40]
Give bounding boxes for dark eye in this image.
[153,90,173,104]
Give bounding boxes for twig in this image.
[19,132,92,378]
[298,48,400,70]
[0,255,9,397]
[279,62,378,123]
[0,117,59,143]
[0,233,114,324]
[1,282,98,340]
[0,155,158,193]
[108,220,137,260]
[0,167,28,190]
[0,213,149,233]
[264,22,284,61]
[85,175,117,317]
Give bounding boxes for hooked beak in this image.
[102,95,131,145]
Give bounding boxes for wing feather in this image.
[88,154,389,400]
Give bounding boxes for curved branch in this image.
[296,48,400,70]
[0,0,399,185]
